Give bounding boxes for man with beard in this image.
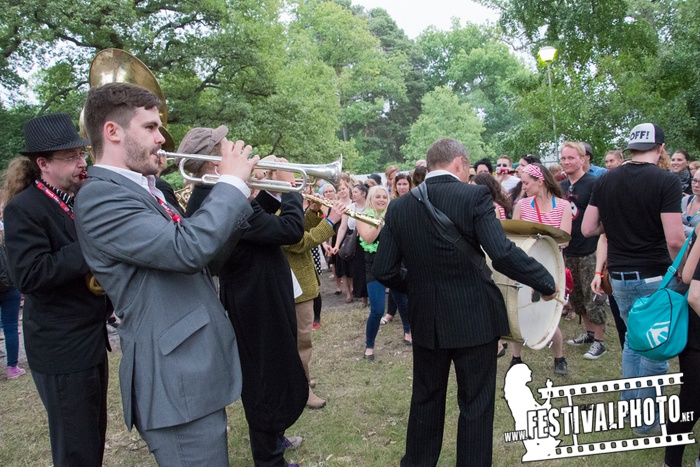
[74,82,258,465]
[2,113,113,466]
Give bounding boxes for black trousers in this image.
[402,339,498,467]
[31,355,108,467]
[249,428,288,467]
[609,294,627,350]
[664,346,700,467]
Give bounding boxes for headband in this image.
[523,164,544,180]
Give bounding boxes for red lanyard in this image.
[155,196,182,224]
[35,181,74,220]
[532,196,555,224]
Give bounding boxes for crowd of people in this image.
[0,82,698,467]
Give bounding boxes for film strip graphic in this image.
[537,372,684,399]
[529,373,695,460]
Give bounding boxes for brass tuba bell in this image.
[79,48,175,153]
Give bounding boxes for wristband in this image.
[594,271,603,276]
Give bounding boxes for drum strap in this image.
[410,184,491,280]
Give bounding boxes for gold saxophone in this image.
[302,194,382,228]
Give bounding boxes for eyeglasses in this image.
[52,150,89,164]
[692,179,700,184]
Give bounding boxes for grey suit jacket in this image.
[74,166,253,431]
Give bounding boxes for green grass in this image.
[1,288,699,466]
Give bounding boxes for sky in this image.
[352,0,500,38]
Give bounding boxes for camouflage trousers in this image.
[564,252,607,325]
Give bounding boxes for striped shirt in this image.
[518,196,570,228]
[494,203,506,220]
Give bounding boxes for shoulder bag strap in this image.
[410,184,491,279]
[660,235,693,290]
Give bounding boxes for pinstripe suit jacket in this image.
[372,175,556,350]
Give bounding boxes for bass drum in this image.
[485,235,565,350]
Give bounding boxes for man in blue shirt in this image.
[582,142,607,177]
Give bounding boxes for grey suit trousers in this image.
[137,408,229,466]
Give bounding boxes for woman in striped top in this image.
[510,163,572,375]
[513,163,571,232]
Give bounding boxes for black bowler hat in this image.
[19,113,90,155]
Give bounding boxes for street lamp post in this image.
[538,46,558,159]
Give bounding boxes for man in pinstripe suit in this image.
[373,138,557,466]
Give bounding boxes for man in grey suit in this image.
[373,138,558,466]
[74,82,259,466]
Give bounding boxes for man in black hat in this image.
[2,113,112,466]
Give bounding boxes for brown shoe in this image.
[306,389,326,409]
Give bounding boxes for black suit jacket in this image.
[3,184,111,374]
[192,189,308,433]
[373,175,556,350]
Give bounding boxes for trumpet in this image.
[303,193,383,228]
[158,150,342,194]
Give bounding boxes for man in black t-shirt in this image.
[560,142,606,362]
[582,122,685,436]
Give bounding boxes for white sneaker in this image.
[284,436,303,450]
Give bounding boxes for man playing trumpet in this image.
[183,127,312,466]
[75,82,258,466]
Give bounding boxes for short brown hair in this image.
[426,138,469,171]
[84,83,161,160]
[605,149,624,162]
[497,155,512,164]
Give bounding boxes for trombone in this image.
[158,150,342,194]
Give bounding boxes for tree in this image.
[288,0,408,170]
[361,7,427,168]
[0,104,39,170]
[474,0,700,160]
[402,86,488,164]
[0,0,356,168]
